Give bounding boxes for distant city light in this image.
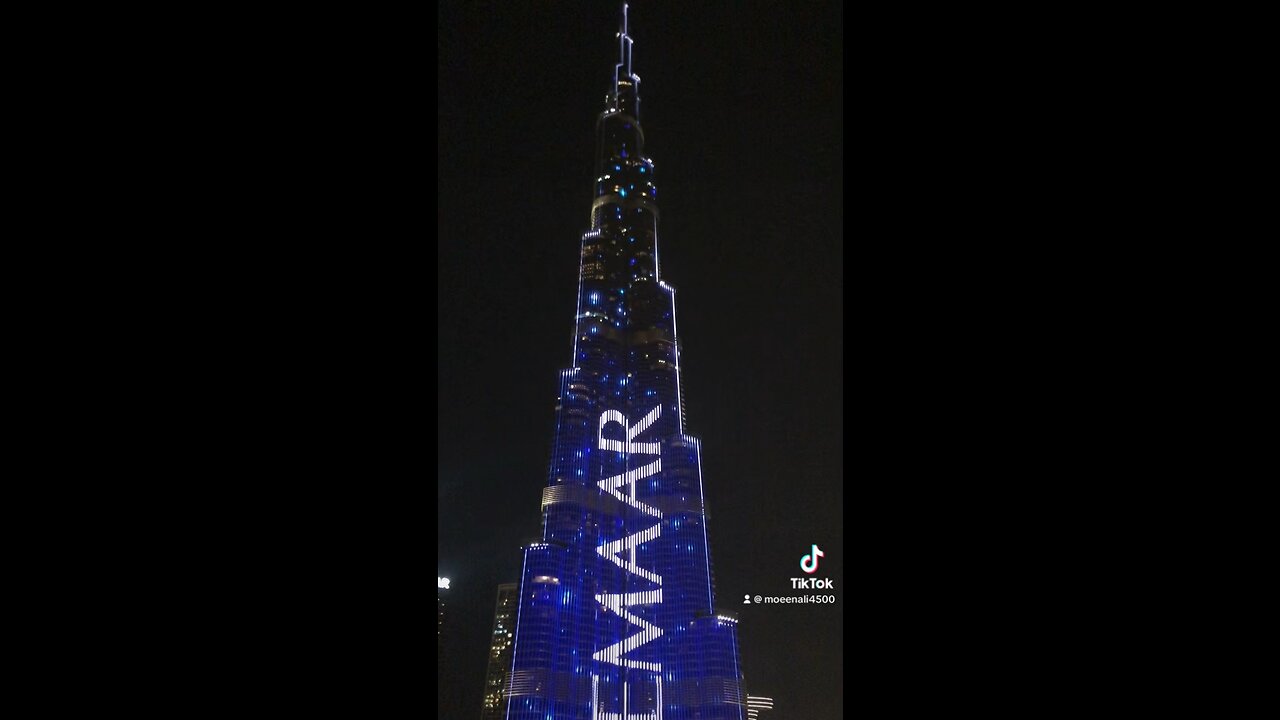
[438,576,450,589]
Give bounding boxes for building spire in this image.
[619,2,631,76]
[611,2,640,117]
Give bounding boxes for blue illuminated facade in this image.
[504,5,745,720]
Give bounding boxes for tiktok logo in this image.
[800,544,825,574]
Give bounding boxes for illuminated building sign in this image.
[593,406,664,672]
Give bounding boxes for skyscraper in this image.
[504,4,745,719]
[482,583,520,720]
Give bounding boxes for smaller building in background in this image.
[438,577,451,638]
[481,583,519,720]
[747,695,775,720]
[438,576,450,664]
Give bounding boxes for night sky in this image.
[438,1,843,717]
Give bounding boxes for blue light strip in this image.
[663,281,684,435]
[730,628,745,720]
[694,436,714,612]
[572,231,588,363]
[505,546,530,720]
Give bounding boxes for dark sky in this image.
[438,1,843,717]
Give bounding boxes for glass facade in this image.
[505,5,745,719]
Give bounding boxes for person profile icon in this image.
[743,594,751,604]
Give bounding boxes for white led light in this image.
[597,404,661,456]
[590,404,669,680]
[593,588,663,671]
[597,522,663,585]
[597,406,664,516]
